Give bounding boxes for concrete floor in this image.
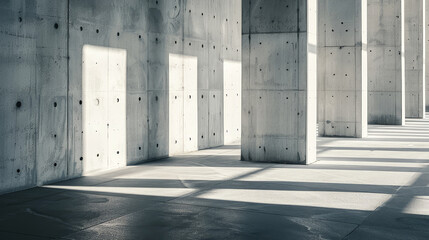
[0,115,428,239]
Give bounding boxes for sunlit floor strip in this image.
[43,185,196,198]
[195,189,392,211]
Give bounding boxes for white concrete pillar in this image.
[403,0,425,118]
[367,0,404,125]
[317,0,367,137]
[426,0,429,112]
[241,0,317,164]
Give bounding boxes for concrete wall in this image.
[317,0,367,138]
[0,0,241,194]
[0,0,68,192]
[241,0,317,164]
[367,0,404,125]
[403,0,425,118]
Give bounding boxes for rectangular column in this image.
[426,0,429,112]
[367,0,404,125]
[317,0,368,137]
[403,0,425,118]
[241,0,317,164]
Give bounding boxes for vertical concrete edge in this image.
[306,0,317,164]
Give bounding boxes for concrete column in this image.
[426,0,429,112]
[241,0,317,164]
[367,0,404,125]
[403,0,425,118]
[317,0,368,137]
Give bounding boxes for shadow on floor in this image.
[0,115,429,239]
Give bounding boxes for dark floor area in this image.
[1,115,429,239]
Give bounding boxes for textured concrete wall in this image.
[317,0,368,138]
[367,0,404,125]
[181,0,241,148]
[67,0,152,177]
[0,0,68,192]
[0,0,241,194]
[241,0,317,164]
[403,0,425,118]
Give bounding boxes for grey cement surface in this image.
[241,0,317,164]
[426,0,429,113]
[0,113,428,239]
[0,0,241,194]
[403,0,426,118]
[367,0,404,125]
[317,0,367,138]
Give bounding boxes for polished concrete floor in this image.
[1,114,429,239]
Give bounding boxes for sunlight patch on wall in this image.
[169,53,198,156]
[82,45,127,174]
[223,60,242,144]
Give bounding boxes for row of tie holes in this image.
[19,17,238,50]
[174,93,238,99]
[174,128,238,144]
